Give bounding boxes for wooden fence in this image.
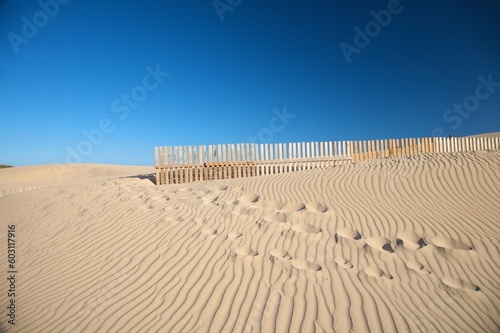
[155,136,500,185]
[155,141,350,185]
[350,136,500,162]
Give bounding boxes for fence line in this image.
[155,136,499,185]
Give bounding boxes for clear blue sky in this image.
[1,0,499,166]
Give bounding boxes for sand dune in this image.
[468,131,500,137]
[0,164,154,197]
[1,151,499,332]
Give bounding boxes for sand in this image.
[0,151,499,332]
[0,164,154,198]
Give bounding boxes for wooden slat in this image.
[349,141,355,163]
[359,140,364,160]
[206,145,211,163]
[188,146,193,165]
[306,142,311,169]
[154,147,159,184]
[155,147,159,167]
[314,142,318,167]
[248,144,252,175]
[173,146,178,165]
[356,141,360,162]
[352,141,357,162]
[224,145,229,179]
[279,145,284,172]
[263,144,268,174]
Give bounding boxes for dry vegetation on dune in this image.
[0,151,499,332]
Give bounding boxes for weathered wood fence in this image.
[350,136,499,162]
[155,136,499,185]
[155,141,350,185]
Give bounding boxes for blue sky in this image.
[1,0,499,166]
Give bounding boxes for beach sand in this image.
[0,150,499,332]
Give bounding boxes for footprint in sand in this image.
[291,259,321,271]
[202,195,219,205]
[364,266,393,280]
[365,236,394,253]
[441,276,479,291]
[194,217,206,225]
[238,194,259,203]
[217,185,228,191]
[292,223,322,234]
[227,231,242,240]
[254,200,284,210]
[163,216,182,224]
[201,227,218,235]
[162,206,176,213]
[279,202,306,213]
[405,260,431,274]
[396,231,426,250]
[269,249,292,261]
[305,202,328,213]
[336,227,362,241]
[235,246,258,256]
[226,199,239,206]
[333,257,354,269]
[431,235,472,250]
[232,206,254,216]
[262,210,288,223]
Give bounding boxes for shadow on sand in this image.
[119,173,157,185]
